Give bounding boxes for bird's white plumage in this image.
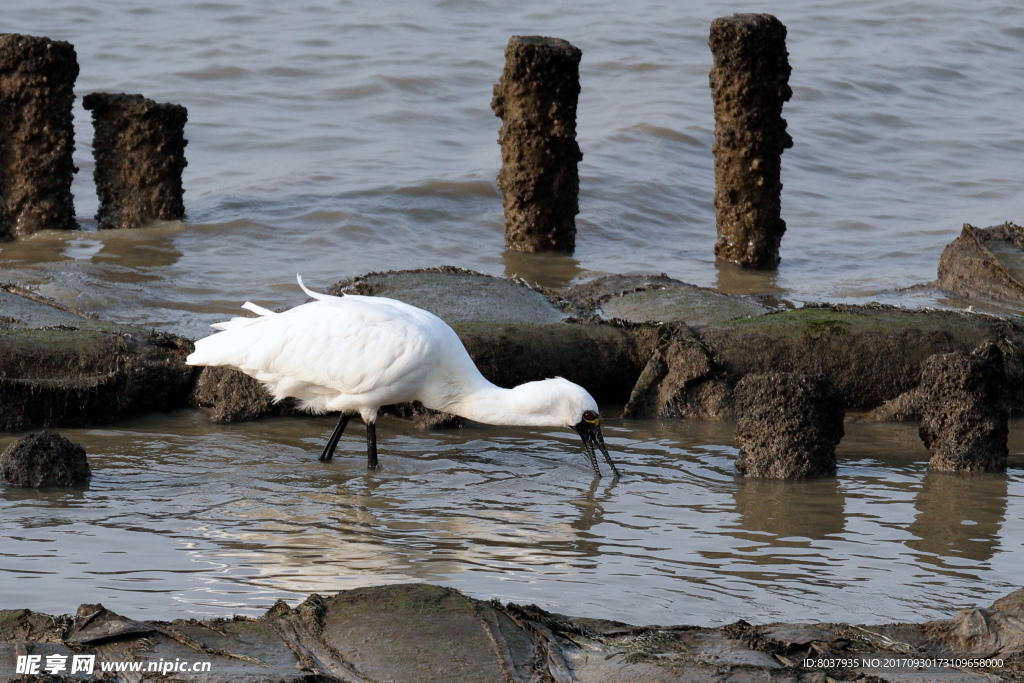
[186,277,599,428]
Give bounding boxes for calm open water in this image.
[1,0,1023,624]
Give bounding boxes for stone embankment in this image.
[3,260,1023,475]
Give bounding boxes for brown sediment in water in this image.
[1,583,1020,682]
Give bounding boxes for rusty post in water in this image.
[708,14,792,269]
[492,35,582,253]
[0,34,79,240]
[82,93,188,230]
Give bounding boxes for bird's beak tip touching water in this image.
[574,419,621,478]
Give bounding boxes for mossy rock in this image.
[702,304,1024,410]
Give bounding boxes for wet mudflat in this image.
[2,410,1021,628]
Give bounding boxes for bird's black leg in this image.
[366,420,378,470]
[318,413,350,462]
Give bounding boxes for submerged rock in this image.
[937,222,1024,303]
[0,430,89,486]
[733,373,845,479]
[1,583,1020,682]
[918,341,1008,472]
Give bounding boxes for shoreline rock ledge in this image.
[1,583,1021,682]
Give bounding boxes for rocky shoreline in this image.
[5,258,1024,437]
[2,583,1022,682]
[4,227,1024,681]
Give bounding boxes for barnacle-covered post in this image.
[492,35,582,253]
[709,14,792,269]
[0,34,79,240]
[83,92,188,230]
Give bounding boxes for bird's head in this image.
[529,378,621,478]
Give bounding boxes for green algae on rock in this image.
[0,286,195,431]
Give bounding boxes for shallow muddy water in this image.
[2,414,1022,625]
[1,0,1023,625]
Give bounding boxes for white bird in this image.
[185,276,620,477]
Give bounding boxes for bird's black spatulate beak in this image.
[574,420,621,478]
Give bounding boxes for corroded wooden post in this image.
[82,93,188,230]
[0,34,79,240]
[492,36,582,253]
[709,14,792,269]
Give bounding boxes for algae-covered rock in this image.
[565,273,769,325]
[2,583,1021,682]
[937,222,1024,303]
[701,304,1024,412]
[0,430,89,486]
[0,287,196,431]
[453,321,642,404]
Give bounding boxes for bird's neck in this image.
[444,381,563,428]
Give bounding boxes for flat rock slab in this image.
[0,286,195,431]
[329,267,568,323]
[1,583,1020,682]
[565,273,769,325]
[0,287,121,331]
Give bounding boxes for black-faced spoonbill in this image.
[185,276,620,477]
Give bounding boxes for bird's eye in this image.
[583,410,598,422]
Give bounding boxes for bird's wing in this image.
[189,296,440,404]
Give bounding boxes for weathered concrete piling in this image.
[492,35,582,253]
[0,34,79,240]
[709,14,792,269]
[82,92,187,230]
[918,341,1008,472]
[734,373,845,479]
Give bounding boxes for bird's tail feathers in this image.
[297,274,339,301]
[242,301,276,316]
